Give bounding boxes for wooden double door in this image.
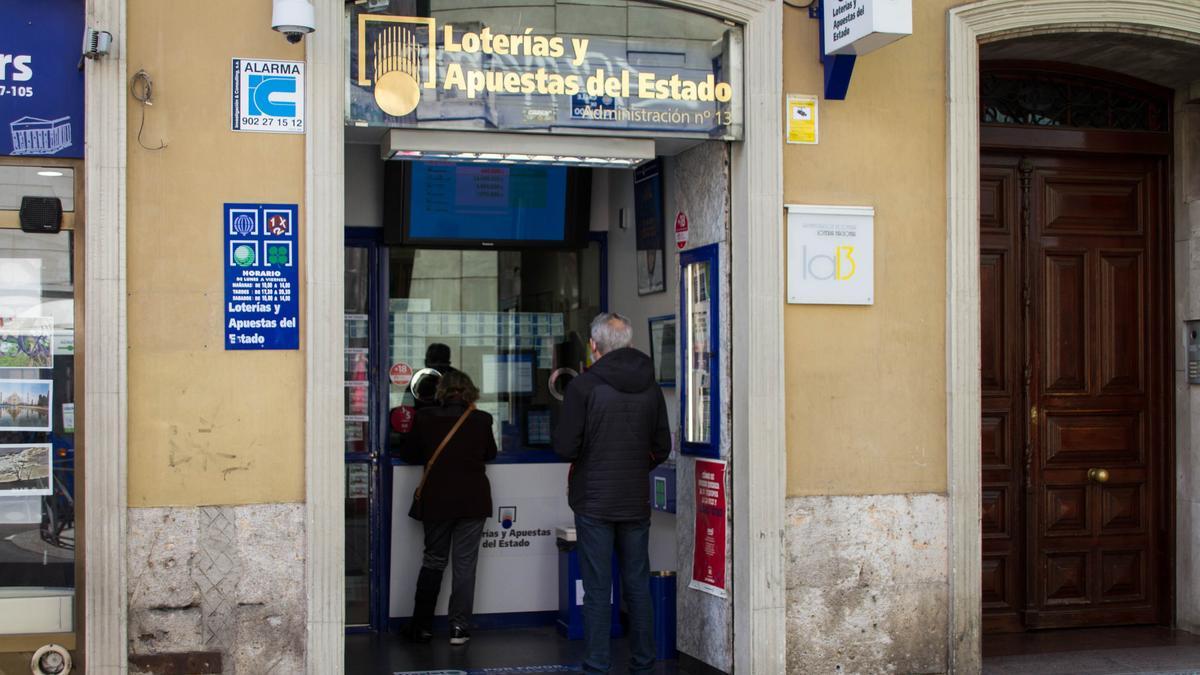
[980,149,1170,632]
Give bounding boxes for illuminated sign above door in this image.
[347,2,743,140]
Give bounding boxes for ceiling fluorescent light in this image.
[382,129,655,168]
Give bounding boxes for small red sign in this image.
[675,212,689,250]
[390,405,415,434]
[691,459,727,597]
[389,362,414,387]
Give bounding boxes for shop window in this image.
[0,164,79,636]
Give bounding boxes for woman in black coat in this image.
[398,370,497,645]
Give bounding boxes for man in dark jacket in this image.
[553,312,671,674]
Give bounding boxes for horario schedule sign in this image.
[223,203,299,350]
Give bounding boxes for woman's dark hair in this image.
[436,370,479,404]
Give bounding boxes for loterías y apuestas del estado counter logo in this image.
[355,14,735,118]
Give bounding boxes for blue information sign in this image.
[0,0,85,158]
[224,203,299,350]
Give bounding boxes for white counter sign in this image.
[787,205,874,305]
[231,58,305,134]
[823,0,912,56]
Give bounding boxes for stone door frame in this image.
[303,1,786,673]
[946,1,1200,671]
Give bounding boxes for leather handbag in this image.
[408,404,475,521]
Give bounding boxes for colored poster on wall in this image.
[0,1,85,158]
[223,203,299,350]
[690,458,727,598]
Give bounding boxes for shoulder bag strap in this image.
[414,404,475,500]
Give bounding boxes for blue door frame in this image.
[344,229,608,634]
[345,227,393,634]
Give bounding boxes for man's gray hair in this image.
[590,312,634,355]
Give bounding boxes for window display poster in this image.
[0,379,51,431]
[0,316,52,369]
[690,458,727,598]
[0,443,52,496]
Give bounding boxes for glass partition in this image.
[387,243,602,459]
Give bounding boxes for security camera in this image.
[272,0,315,43]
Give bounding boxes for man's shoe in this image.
[449,625,470,645]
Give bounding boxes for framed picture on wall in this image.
[679,244,720,458]
[648,314,676,387]
[634,159,666,295]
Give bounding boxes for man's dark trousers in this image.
[575,513,655,674]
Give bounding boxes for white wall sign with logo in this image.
[823,0,913,56]
[231,58,305,134]
[786,204,874,305]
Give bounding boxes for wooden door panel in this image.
[983,485,1011,538]
[1042,252,1088,393]
[1099,252,1145,393]
[981,173,1013,234]
[1099,484,1144,532]
[1044,551,1089,604]
[1043,176,1143,234]
[981,161,1024,632]
[981,412,1010,469]
[981,251,1011,394]
[1044,412,1142,466]
[1099,550,1145,602]
[1044,485,1088,535]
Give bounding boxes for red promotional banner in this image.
[690,458,727,597]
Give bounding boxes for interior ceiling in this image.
[981,32,1200,91]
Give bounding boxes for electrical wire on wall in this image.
[129,69,167,151]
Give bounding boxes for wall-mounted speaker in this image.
[19,196,63,234]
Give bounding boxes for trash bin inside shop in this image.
[556,527,623,640]
[650,571,677,660]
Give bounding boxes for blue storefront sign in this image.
[0,0,85,158]
[224,203,299,350]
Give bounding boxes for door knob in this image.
[1087,468,1110,484]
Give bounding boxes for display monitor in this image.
[384,160,591,248]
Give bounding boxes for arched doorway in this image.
[976,60,1173,633]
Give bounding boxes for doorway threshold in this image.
[983,626,1200,674]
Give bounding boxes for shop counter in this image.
[390,462,571,619]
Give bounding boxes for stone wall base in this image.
[786,494,949,674]
[127,504,305,674]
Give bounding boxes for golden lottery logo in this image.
[357,15,437,117]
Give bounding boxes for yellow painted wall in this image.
[783,1,954,496]
[127,0,306,506]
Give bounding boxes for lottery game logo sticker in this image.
[229,209,258,236]
[264,210,291,236]
[498,506,516,530]
[229,241,258,267]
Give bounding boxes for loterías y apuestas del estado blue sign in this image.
[347,2,743,140]
[0,0,85,159]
